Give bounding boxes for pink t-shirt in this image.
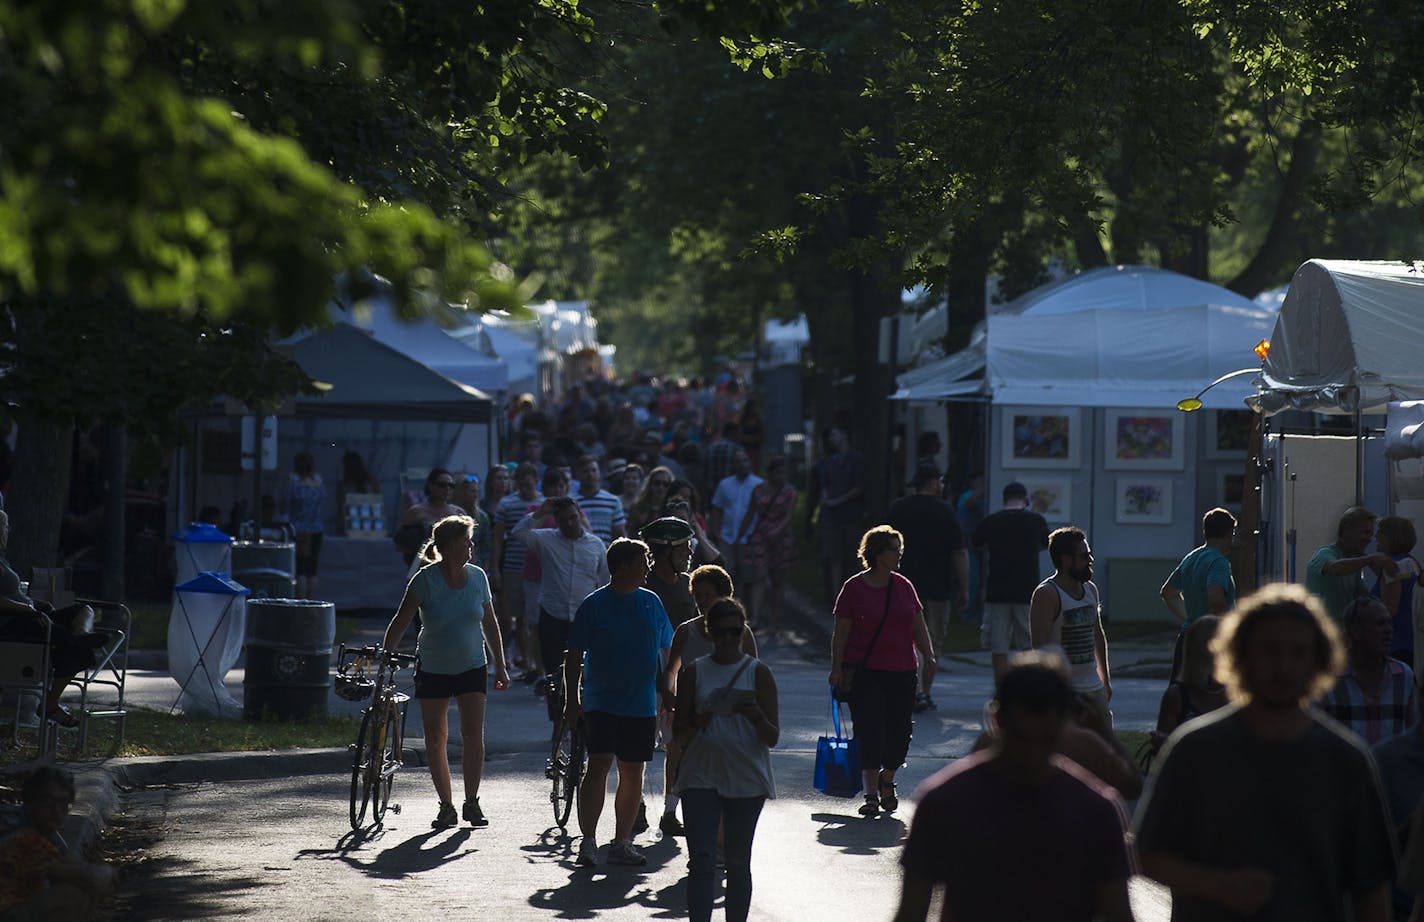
[834,572,922,672]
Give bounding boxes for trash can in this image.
[232,541,296,600]
[243,598,336,721]
[172,523,233,587]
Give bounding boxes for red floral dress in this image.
[745,483,798,575]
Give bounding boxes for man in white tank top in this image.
[1029,527,1113,726]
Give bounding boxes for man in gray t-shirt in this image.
[1135,583,1395,921]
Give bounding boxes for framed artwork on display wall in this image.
[1206,409,1253,461]
[1001,407,1082,470]
[1115,476,1174,525]
[1018,475,1073,523]
[1104,408,1186,471]
[1217,469,1246,512]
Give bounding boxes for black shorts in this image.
[295,532,324,577]
[413,664,488,699]
[583,711,657,763]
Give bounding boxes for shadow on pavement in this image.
[810,811,907,854]
[527,834,685,919]
[109,854,272,921]
[294,827,478,878]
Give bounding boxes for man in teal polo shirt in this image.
[1306,506,1398,621]
[1161,507,1238,678]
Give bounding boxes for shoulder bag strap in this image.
[851,579,895,669]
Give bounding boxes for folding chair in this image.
[65,598,130,755]
[0,620,56,756]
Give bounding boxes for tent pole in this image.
[1355,390,1365,506]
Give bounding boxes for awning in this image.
[891,343,986,402]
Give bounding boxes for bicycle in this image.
[544,669,586,832]
[336,643,418,830]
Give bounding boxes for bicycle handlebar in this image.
[340,643,418,672]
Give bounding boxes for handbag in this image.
[814,696,862,797]
[833,580,894,703]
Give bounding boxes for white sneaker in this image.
[576,838,598,868]
[606,839,648,866]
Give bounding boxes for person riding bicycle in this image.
[642,516,700,630]
[513,496,610,696]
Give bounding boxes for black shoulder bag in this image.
[833,580,893,703]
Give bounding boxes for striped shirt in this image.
[575,488,627,547]
[1037,578,1103,692]
[1322,658,1417,746]
[494,492,543,572]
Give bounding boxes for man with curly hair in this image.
[1135,583,1396,921]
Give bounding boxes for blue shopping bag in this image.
[813,696,862,797]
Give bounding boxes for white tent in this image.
[450,313,541,396]
[330,296,509,395]
[893,265,1274,408]
[987,266,1271,408]
[1250,259,1424,416]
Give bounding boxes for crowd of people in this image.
[17,368,1424,921]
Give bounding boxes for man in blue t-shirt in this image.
[1160,507,1238,678]
[565,538,673,869]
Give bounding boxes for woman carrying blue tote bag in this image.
[813,695,862,797]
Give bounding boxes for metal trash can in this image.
[243,598,335,721]
[232,541,296,600]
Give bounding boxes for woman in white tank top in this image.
[672,598,778,922]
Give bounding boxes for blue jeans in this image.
[681,788,766,922]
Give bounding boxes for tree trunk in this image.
[5,410,74,578]
[101,424,127,601]
[1227,120,1323,296]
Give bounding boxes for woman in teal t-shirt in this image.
[385,515,510,830]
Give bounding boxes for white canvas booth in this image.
[289,325,499,610]
[896,265,1278,621]
[185,324,498,611]
[1247,260,1424,588]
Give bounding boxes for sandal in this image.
[878,778,899,813]
[45,706,80,729]
[858,792,880,817]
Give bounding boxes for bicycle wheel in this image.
[550,716,576,830]
[371,704,399,825]
[349,709,376,829]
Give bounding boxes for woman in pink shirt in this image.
[828,525,937,818]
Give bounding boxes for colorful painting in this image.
[1001,407,1081,469]
[1206,409,1254,459]
[1020,475,1073,522]
[1219,471,1245,510]
[1104,408,1185,471]
[1115,477,1173,524]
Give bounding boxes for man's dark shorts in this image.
[583,711,657,763]
[414,664,488,699]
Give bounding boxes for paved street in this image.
[101,630,1172,920]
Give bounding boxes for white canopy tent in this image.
[987,266,1271,408]
[893,265,1274,408]
[1249,260,1424,416]
[329,295,509,395]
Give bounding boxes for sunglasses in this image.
[710,625,743,638]
[433,481,455,488]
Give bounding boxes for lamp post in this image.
[1175,368,1264,413]
[1178,361,1268,594]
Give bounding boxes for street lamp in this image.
[1176,368,1263,412]
[1177,341,1271,411]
